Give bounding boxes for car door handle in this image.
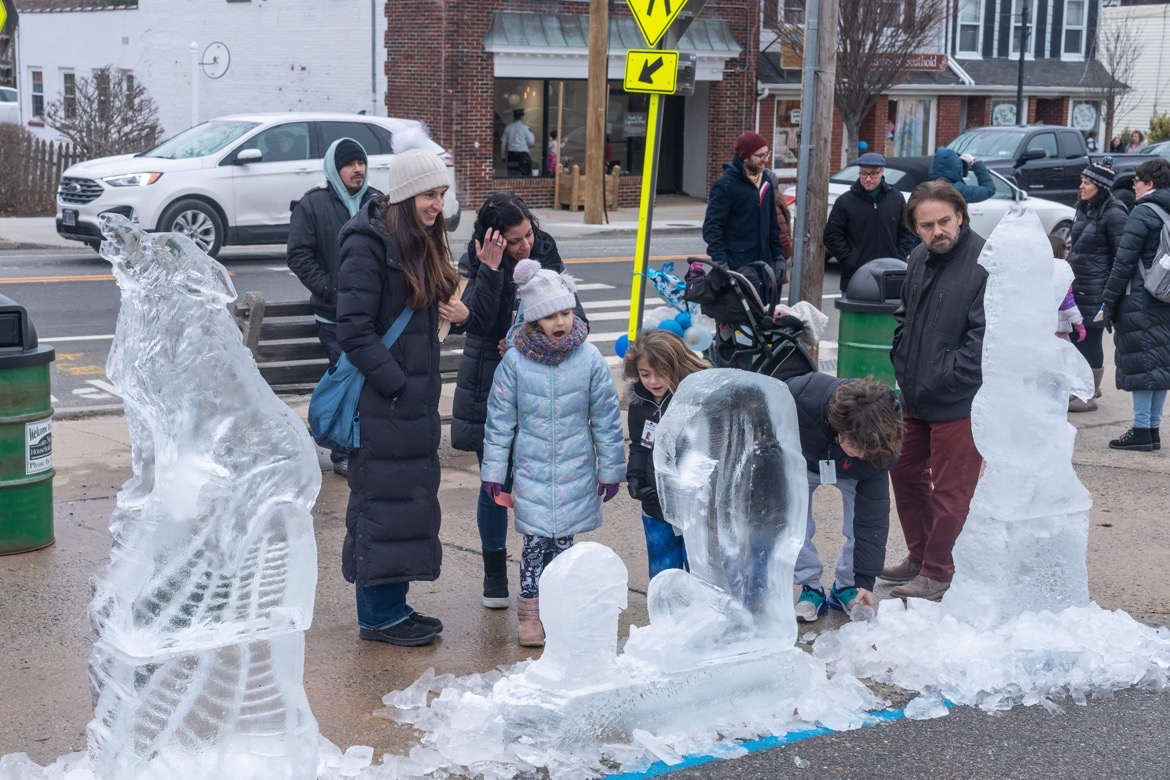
[294,167,314,173]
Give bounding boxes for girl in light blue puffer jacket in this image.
[481,259,626,648]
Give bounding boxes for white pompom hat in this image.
[385,124,449,205]
[514,259,577,322]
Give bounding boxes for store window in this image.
[492,78,647,179]
[957,0,982,56]
[1063,0,1086,57]
[1071,100,1101,139]
[772,100,801,167]
[991,100,1018,126]
[887,98,933,157]
[30,69,44,117]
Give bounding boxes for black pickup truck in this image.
[945,125,1162,209]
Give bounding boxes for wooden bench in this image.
[233,291,466,394]
[555,164,621,211]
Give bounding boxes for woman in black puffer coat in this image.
[336,129,468,647]
[449,193,586,609]
[1101,158,1170,452]
[1067,158,1129,412]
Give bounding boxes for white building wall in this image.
[19,0,386,143]
[1103,3,1170,132]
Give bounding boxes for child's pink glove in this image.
[1073,323,1086,342]
[482,482,504,501]
[597,483,620,503]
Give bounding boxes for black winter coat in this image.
[449,230,586,453]
[823,180,916,291]
[286,184,382,320]
[625,383,669,519]
[891,225,988,421]
[336,199,443,586]
[786,372,894,592]
[702,157,783,271]
[1068,192,1128,326]
[1102,188,1170,391]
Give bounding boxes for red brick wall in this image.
[965,96,991,129]
[937,96,963,147]
[758,95,777,152]
[387,0,759,210]
[858,97,889,157]
[1035,96,1070,127]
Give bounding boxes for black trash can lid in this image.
[0,294,56,367]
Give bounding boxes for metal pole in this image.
[189,42,199,127]
[1015,5,1029,125]
[788,0,820,306]
[627,92,664,342]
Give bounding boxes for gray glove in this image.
[959,153,976,166]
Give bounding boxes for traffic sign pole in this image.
[627,91,664,342]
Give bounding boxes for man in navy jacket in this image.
[702,131,785,277]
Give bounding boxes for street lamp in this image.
[1015,4,1031,126]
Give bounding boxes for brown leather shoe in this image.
[889,574,950,602]
[517,596,545,647]
[879,556,921,584]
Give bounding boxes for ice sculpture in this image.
[85,215,321,778]
[942,207,1095,628]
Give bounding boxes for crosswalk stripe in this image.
[581,298,662,309]
[574,282,615,291]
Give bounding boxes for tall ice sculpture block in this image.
[87,216,321,779]
[943,207,1095,628]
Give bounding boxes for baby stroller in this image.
[684,258,817,381]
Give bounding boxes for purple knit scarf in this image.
[512,316,588,365]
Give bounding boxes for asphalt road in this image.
[1,235,842,413]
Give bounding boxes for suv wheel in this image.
[159,199,224,257]
[1049,220,1073,244]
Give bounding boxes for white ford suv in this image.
[56,112,460,257]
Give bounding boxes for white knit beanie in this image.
[385,124,449,204]
[514,259,577,322]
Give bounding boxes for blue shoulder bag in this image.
[308,306,415,454]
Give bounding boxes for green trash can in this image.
[834,258,906,388]
[0,295,56,555]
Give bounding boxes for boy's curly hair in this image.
[826,379,903,470]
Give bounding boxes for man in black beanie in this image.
[287,137,382,476]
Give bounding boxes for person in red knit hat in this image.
[701,130,785,276]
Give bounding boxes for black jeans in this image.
[1073,326,1104,370]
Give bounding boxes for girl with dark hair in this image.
[335,127,466,647]
[1067,158,1129,412]
[450,192,586,609]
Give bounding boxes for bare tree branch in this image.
[1087,11,1143,143]
[44,65,163,159]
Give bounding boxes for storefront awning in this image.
[484,12,742,81]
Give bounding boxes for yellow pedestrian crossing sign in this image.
[623,50,679,95]
[0,3,7,31]
[626,0,688,48]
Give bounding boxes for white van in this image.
[55,112,460,256]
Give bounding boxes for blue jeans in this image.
[642,515,688,579]
[475,450,512,552]
[356,582,411,630]
[1133,390,1167,428]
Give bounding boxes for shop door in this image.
[657,96,686,194]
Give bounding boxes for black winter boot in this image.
[1108,427,1154,452]
[482,550,510,609]
[1153,428,1161,451]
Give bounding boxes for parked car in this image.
[55,112,461,256]
[944,125,1162,209]
[782,156,1076,261]
[1146,139,1170,160]
[0,87,19,125]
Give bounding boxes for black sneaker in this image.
[359,617,438,647]
[1108,427,1154,452]
[1153,428,1161,451]
[409,611,444,633]
[332,457,349,477]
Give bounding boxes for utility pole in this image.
[789,0,839,309]
[1015,4,1030,125]
[584,0,608,224]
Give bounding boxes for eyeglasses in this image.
[750,150,771,161]
[858,170,884,179]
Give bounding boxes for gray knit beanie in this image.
[514,259,577,322]
[385,124,449,204]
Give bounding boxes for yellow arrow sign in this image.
[623,50,679,95]
[0,3,8,32]
[626,0,688,48]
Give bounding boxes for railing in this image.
[0,132,80,215]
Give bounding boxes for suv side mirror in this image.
[1017,148,1046,165]
[236,148,262,164]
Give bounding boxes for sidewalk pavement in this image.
[0,194,707,251]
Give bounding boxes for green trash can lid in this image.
[835,257,907,314]
[0,294,56,368]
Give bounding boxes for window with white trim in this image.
[957,0,982,56]
[30,69,44,117]
[1011,0,1037,57]
[61,69,76,119]
[1063,0,1086,57]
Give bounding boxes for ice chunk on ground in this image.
[903,694,949,721]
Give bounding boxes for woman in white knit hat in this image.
[335,125,469,647]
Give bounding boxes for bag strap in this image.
[380,306,416,350]
[1135,202,1170,283]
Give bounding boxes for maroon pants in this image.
[889,413,982,582]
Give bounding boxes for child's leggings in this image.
[519,534,574,598]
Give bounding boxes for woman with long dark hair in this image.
[1067,158,1128,412]
[336,127,467,646]
[450,192,585,610]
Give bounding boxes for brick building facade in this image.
[385,0,760,209]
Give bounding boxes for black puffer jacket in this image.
[1102,188,1170,391]
[891,225,987,421]
[786,372,895,592]
[625,383,669,519]
[286,184,382,320]
[702,156,783,271]
[823,179,916,291]
[1068,192,1128,326]
[450,229,586,453]
[336,199,443,586]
